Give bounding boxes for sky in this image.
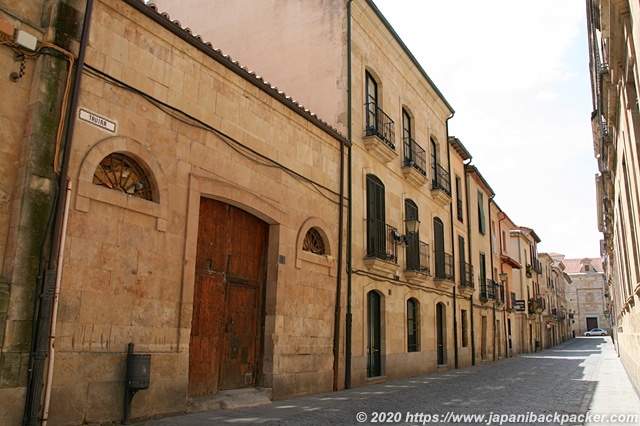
[373,0,601,259]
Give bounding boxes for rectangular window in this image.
[456,176,463,221]
[407,299,418,352]
[477,190,486,234]
[403,109,411,162]
[502,230,507,253]
[479,252,487,298]
[491,220,497,253]
[461,309,468,347]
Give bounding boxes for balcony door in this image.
[367,291,382,377]
[458,235,466,285]
[405,199,419,270]
[436,302,446,365]
[434,217,445,278]
[365,71,378,133]
[366,174,386,259]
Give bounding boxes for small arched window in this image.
[92,152,155,201]
[303,227,325,255]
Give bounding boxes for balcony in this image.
[434,250,454,285]
[528,296,546,315]
[364,218,398,276]
[431,162,451,205]
[405,240,431,284]
[364,103,397,163]
[532,258,542,274]
[480,279,498,302]
[459,262,474,296]
[402,137,428,186]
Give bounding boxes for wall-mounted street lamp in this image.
[499,272,508,284]
[392,218,420,245]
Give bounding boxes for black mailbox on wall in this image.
[127,351,151,390]
[123,343,151,424]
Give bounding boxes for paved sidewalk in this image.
[140,338,640,425]
[583,338,640,425]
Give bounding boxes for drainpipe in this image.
[345,0,353,390]
[464,164,475,366]
[488,196,496,362]
[445,128,457,369]
[41,180,71,426]
[498,212,510,358]
[23,1,94,424]
[332,90,346,391]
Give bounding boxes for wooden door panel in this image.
[220,283,258,390]
[189,274,226,397]
[189,197,267,397]
[195,198,229,271]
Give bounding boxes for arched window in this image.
[303,227,326,255]
[407,298,419,352]
[93,152,155,201]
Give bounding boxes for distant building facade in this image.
[557,256,608,335]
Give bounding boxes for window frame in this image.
[407,298,419,352]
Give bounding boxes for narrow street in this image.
[141,337,640,425]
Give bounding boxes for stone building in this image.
[508,227,544,354]
[586,0,640,393]
[557,256,608,335]
[157,0,458,384]
[0,0,348,424]
[157,0,510,383]
[538,253,571,347]
[465,165,500,363]
[494,208,524,358]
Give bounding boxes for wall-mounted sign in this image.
[79,108,116,133]
[514,300,525,311]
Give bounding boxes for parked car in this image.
[584,328,607,336]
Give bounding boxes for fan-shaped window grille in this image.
[93,153,155,201]
[303,227,325,255]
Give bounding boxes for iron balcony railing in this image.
[364,102,395,150]
[365,218,398,263]
[434,250,454,281]
[481,279,498,301]
[406,239,431,275]
[402,137,427,176]
[432,162,451,196]
[532,258,542,274]
[460,262,474,289]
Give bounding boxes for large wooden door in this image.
[189,198,267,397]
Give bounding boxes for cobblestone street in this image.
[141,337,640,425]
